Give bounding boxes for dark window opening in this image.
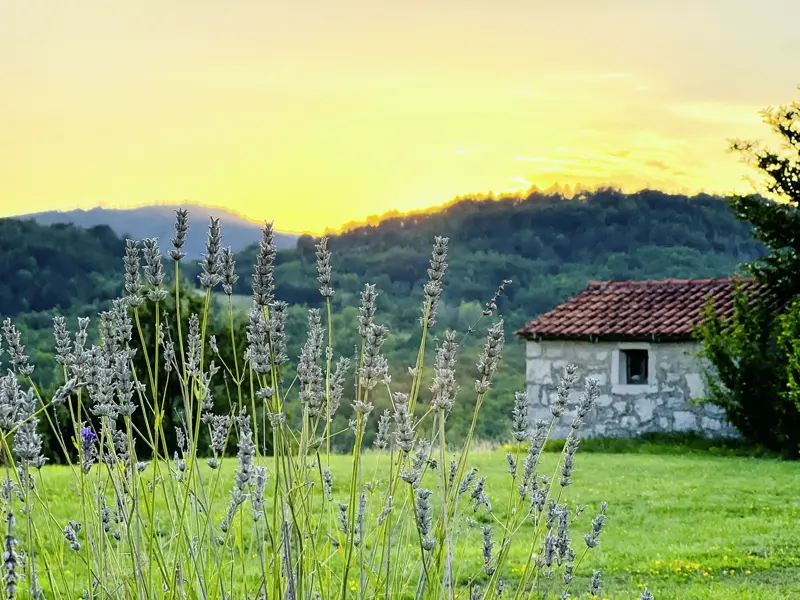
[622,349,648,385]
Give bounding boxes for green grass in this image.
[32,448,800,599]
[503,432,777,459]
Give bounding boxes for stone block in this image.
[612,401,628,415]
[526,342,543,358]
[673,411,698,431]
[685,373,705,399]
[663,396,685,409]
[527,384,541,405]
[596,394,613,407]
[700,416,722,431]
[527,358,551,384]
[575,347,596,362]
[634,397,656,422]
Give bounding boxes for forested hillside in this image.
[224,188,763,324]
[0,188,765,446]
[0,218,125,315]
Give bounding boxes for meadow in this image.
[26,450,800,599]
[0,210,797,600]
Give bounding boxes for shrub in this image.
[0,211,654,599]
[695,283,800,457]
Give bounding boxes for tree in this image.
[696,284,800,455]
[696,89,800,456]
[729,94,800,301]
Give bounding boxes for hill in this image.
[229,188,764,323]
[0,218,125,316]
[19,204,299,258]
[0,187,767,443]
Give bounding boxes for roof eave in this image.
[516,331,697,343]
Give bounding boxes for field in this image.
[33,448,800,599]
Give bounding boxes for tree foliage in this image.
[2,187,768,451]
[0,219,124,315]
[696,285,800,455]
[696,89,800,456]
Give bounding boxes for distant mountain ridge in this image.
[18,205,299,258]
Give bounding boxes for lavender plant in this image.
[0,210,654,600]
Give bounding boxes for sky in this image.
[1,0,798,234]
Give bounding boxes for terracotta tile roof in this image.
[515,277,761,341]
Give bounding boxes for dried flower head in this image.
[315,237,334,298]
[142,238,167,301]
[589,569,602,597]
[421,236,448,328]
[374,409,392,450]
[298,309,325,417]
[358,284,378,338]
[511,391,529,441]
[475,320,505,393]
[482,526,495,575]
[2,319,34,377]
[359,323,389,390]
[392,393,414,453]
[430,331,459,412]
[170,208,190,261]
[3,511,19,599]
[198,217,223,289]
[552,364,579,418]
[414,487,434,551]
[123,239,144,304]
[252,222,277,307]
[220,246,239,295]
[79,426,97,474]
[329,356,350,417]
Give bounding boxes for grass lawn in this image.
[31,449,800,599]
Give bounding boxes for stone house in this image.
[514,278,750,438]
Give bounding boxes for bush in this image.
[695,283,800,457]
[0,213,654,599]
[779,298,800,413]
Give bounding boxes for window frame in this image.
[611,342,658,395]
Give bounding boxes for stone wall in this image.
[525,339,736,438]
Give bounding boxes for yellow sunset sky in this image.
[1,0,798,233]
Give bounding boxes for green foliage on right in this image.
[695,286,800,455]
[2,187,768,452]
[695,90,800,458]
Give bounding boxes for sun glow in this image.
[0,1,796,233]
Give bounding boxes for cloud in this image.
[644,159,672,172]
